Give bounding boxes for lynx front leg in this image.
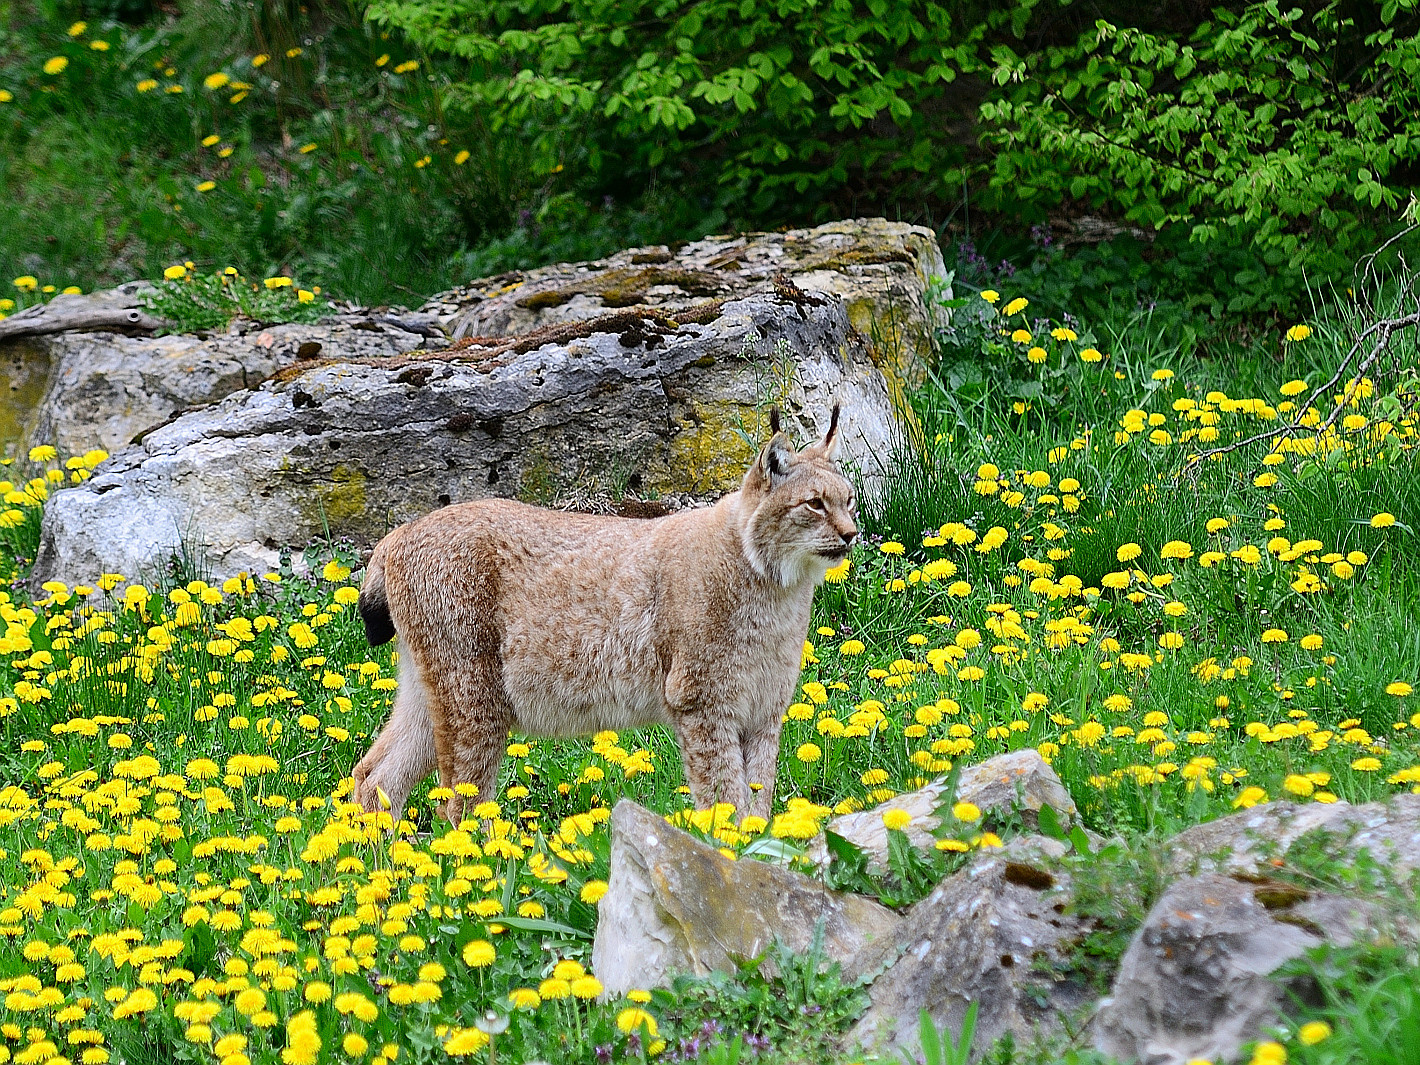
[741,714,785,822]
[353,643,438,821]
[673,712,751,816]
[665,657,751,814]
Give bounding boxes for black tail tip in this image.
[359,592,396,646]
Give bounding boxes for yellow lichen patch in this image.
[665,399,760,494]
[317,464,367,522]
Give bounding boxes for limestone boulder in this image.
[421,218,947,389]
[805,749,1079,872]
[3,219,942,467]
[1167,795,1420,880]
[32,288,898,585]
[1092,874,1396,1065]
[590,800,903,996]
[847,855,1092,1061]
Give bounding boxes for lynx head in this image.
[737,405,859,586]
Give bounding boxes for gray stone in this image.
[847,855,1092,1061]
[590,800,904,996]
[30,320,427,456]
[1092,873,1391,1065]
[0,281,168,342]
[805,749,1079,872]
[32,289,899,585]
[421,217,947,388]
[1168,794,1420,881]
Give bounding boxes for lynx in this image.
[350,408,858,825]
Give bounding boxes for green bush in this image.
[977,0,1420,315]
[366,0,983,220]
[370,0,1420,316]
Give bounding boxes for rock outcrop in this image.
[25,218,945,584]
[591,800,904,997]
[1092,874,1395,1065]
[580,752,1420,1064]
[1167,794,1420,880]
[804,749,1078,872]
[848,855,1092,1061]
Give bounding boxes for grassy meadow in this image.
[0,276,1416,1064]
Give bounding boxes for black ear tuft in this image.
[826,403,841,445]
[769,407,782,436]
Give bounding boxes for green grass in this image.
[0,264,1417,1063]
[0,4,721,308]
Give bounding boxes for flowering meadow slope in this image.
[0,290,1417,1064]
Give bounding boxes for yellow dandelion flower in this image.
[882,809,912,831]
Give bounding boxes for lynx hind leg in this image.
[426,654,513,827]
[352,641,437,822]
[741,716,785,823]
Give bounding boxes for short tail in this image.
[359,547,397,646]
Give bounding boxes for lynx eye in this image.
[802,498,826,513]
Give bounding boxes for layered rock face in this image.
[24,219,946,584]
[0,283,432,455]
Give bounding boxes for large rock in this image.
[3,219,943,461]
[1092,874,1395,1065]
[805,749,1079,871]
[591,800,904,996]
[421,217,946,392]
[847,855,1092,1061]
[1167,795,1420,880]
[32,288,899,584]
[0,280,437,455]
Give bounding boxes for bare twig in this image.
[1179,307,1420,477]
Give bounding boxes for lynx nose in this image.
[840,528,858,548]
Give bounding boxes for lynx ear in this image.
[821,403,842,458]
[760,433,795,482]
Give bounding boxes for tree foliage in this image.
[980,0,1420,312]
[368,0,1420,314]
[366,0,989,216]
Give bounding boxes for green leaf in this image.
[1069,825,1093,855]
[491,916,590,939]
[1036,802,1067,842]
